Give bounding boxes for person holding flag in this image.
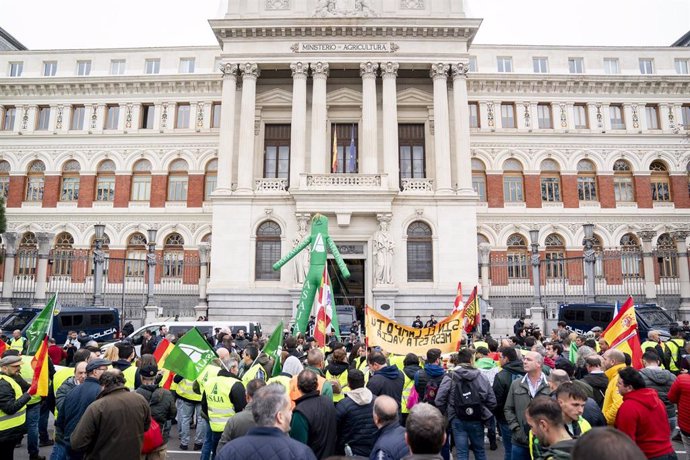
[0,355,32,459]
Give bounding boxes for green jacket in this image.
[504,374,551,446]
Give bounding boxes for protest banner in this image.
[365,306,464,355]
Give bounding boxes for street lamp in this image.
[583,223,596,302]
[529,229,541,307]
[146,228,157,307]
[92,224,106,306]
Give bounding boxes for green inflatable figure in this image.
[273,214,350,335]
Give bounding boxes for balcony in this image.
[400,178,434,193]
[255,178,288,193]
[302,174,385,190]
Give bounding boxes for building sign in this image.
[291,42,399,53]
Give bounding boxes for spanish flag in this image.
[603,296,643,369]
[29,336,50,397]
[331,125,338,173]
[461,286,480,334]
[153,338,176,389]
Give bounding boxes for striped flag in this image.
[331,125,338,173]
[153,338,174,366]
[313,266,334,348]
[603,296,643,369]
[452,282,463,313]
[347,125,357,172]
[460,286,480,334]
[29,336,50,397]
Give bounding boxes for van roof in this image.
[14,306,119,313]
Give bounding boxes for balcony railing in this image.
[255,178,288,193]
[304,174,382,189]
[401,178,434,193]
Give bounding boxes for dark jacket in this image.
[135,383,177,442]
[367,365,404,403]
[435,365,496,421]
[413,364,445,403]
[71,386,151,460]
[325,361,349,379]
[582,396,607,427]
[580,372,608,408]
[291,391,337,459]
[403,364,421,382]
[504,373,551,446]
[217,401,257,452]
[369,421,409,460]
[492,360,525,423]
[55,376,78,416]
[57,376,103,448]
[111,359,132,372]
[640,366,677,419]
[0,374,31,442]
[216,426,317,460]
[335,387,377,457]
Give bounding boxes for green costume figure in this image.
[273,214,350,335]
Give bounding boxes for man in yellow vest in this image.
[9,330,26,355]
[240,346,268,385]
[201,357,246,459]
[19,352,45,460]
[665,325,686,376]
[268,356,303,394]
[0,355,33,459]
[641,330,670,369]
[111,342,137,389]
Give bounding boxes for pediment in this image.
[396,87,433,106]
[255,88,293,106]
[327,87,362,106]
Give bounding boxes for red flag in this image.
[453,282,463,313]
[461,286,480,334]
[603,296,643,369]
[313,266,333,348]
[0,339,6,357]
[29,336,50,397]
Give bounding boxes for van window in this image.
[60,315,84,328]
[564,310,584,322]
[87,313,115,327]
[590,310,612,323]
[0,311,37,331]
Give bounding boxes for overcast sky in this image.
[3,0,689,50]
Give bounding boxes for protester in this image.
[425,315,438,328]
[548,370,605,428]
[571,426,646,460]
[47,338,67,366]
[412,316,424,329]
[602,349,627,425]
[525,397,577,459]
[174,368,207,451]
[481,315,491,337]
[492,346,525,459]
[404,403,446,460]
[641,330,670,369]
[289,348,333,403]
[335,369,377,457]
[639,350,677,434]
[401,353,421,421]
[111,342,137,389]
[0,355,32,460]
[369,395,409,460]
[367,351,404,403]
[324,348,350,403]
[580,355,608,409]
[136,363,177,459]
[666,325,686,376]
[217,379,266,452]
[413,348,445,406]
[9,330,27,354]
[290,369,337,459]
[668,367,690,459]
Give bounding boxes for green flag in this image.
[25,294,58,355]
[162,327,216,380]
[569,341,578,365]
[262,321,283,378]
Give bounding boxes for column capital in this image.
[2,232,18,255]
[637,230,657,242]
[219,62,238,79]
[430,63,449,80]
[198,242,211,264]
[381,62,399,78]
[360,62,378,79]
[290,62,309,78]
[479,242,491,264]
[239,63,260,79]
[35,232,54,256]
[310,62,329,78]
[672,230,690,241]
[451,61,470,79]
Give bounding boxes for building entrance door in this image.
[327,258,365,324]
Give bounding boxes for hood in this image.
[502,360,526,376]
[424,363,446,378]
[403,364,421,380]
[346,387,374,405]
[326,361,350,376]
[111,360,131,371]
[282,356,303,377]
[453,365,481,380]
[376,364,403,380]
[475,357,498,370]
[640,367,676,386]
[623,387,663,409]
[258,354,270,365]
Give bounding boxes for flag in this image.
[460,286,480,334]
[0,339,6,357]
[153,338,174,366]
[603,296,643,369]
[452,282,463,313]
[162,328,216,381]
[29,336,50,397]
[613,300,620,317]
[25,293,58,355]
[568,341,578,364]
[347,125,356,172]
[314,266,335,347]
[331,125,338,173]
[262,321,284,378]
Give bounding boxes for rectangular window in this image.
[130,176,151,201]
[545,252,566,279]
[332,123,359,174]
[645,105,659,130]
[167,175,188,201]
[76,60,92,76]
[104,105,119,130]
[541,176,561,202]
[43,61,57,76]
[110,59,126,75]
[211,102,221,128]
[574,104,588,129]
[26,177,44,201]
[0,176,9,200]
[9,62,23,77]
[639,58,654,74]
[614,177,634,202]
[263,124,291,179]
[568,57,584,73]
[2,107,16,131]
[503,176,524,202]
[683,105,690,128]
[399,124,425,179]
[472,174,486,201]
[179,58,195,73]
[578,176,597,201]
[140,104,154,129]
[501,103,515,128]
[60,177,80,201]
[71,105,85,130]
[36,106,50,130]
[537,104,553,129]
[407,241,433,282]
[603,58,620,75]
[125,251,146,277]
[610,105,625,130]
[468,56,477,72]
[497,57,513,72]
[145,59,160,74]
[469,103,479,128]
[533,57,549,73]
[163,252,184,278]
[175,103,190,128]
[95,176,115,201]
[507,252,529,279]
[676,59,690,75]
[204,174,217,200]
[651,179,671,202]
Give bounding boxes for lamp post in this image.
[146,228,157,307]
[529,229,542,305]
[93,224,105,306]
[582,223,596,303]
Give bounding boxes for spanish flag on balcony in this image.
[29,336,50,397]
[331,124,338,173]
[603,296,643,369]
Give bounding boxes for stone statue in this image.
[313,0,376,17]
[373,219,394,285]
[293,216,310,284]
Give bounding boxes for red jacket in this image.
[669,374,690,434]
[48,344,66,365]
[615,387,674,458]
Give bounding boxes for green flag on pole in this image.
[25,293,59,355]
[162,327,216,380]
[262,321,283,378]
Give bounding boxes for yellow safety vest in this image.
[529,416,591,460]
[177,377,202,402]
[53,367,73,396]
[241,364,267,387]
[325,370,349,403]
[401,374,414,414]
[197,365,221,388]
[267,374,291,395]
[389,355,405,372]
[666,338,685,373]
[204,375,238,432]
[9,337,25,353]
[0,375,27,431]
[474,340,489,350]
[122,365,137,390]
[19,356,41,405]
[641,341,668,369]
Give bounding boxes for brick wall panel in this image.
[525,175,541,208]
[150,176,166,208]
[7,176,25,208]
[187,175,204,208]
[562,174,579,208]
[486,174,504,208]
[42,176,60,208]
[114,175,131,208]
[671,175,690,208]
[634,176,653,209]
[597,175,616,209]
[77,175,96,208]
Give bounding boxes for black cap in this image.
[140,364,158,378]
[86,359,111,373]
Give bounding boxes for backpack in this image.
[451,373,483,421]
[422,373,445,406]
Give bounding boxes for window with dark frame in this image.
[399,124,425,180]
[263,124,291,181]
[255,221,281,281]
[331,123,358,174]
[407,221,433,282]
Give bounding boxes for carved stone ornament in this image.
[360,62,378,78]
[196,102,205,129]
[90,105,98,130]
[290,62,308,78]
[487,103,495,127]
[240,63,260,79]
[631,104,639,129]
[381,62,399,78]
[313,0,377,17]
[523,103,531,128]
[21,107,29,130]
[219,62,238,79]
[451,62,470,78]
[400,0,424,9]
[637,230,657,242]
[671,230,690,242]
[161,103,168,129]
[429,63,449,80]
[560,104,567,128]
[265,0,290,10]
[125,104,132,129]
[310,62,330,77]
[596,104,602,128]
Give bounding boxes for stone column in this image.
[195,242,211,318]
[673,230,690,319]
[310,62,329,175]
[381,62,400,190]
[583,224,597,303]
[33,232,53,306]
[451,62,474,196]
[430,63,452,194]
[235,63,260,193]
[289,62,308,189]
[0,232,18,313]
[215,63,238,194]
[479,242,491,301]
[360,62,378,175]
[638,230,657,300]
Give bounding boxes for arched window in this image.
[60,160,81,202]
[544,233,565,279]
[650,160,671,202]
[52,232,74,276]
[620,233,642,277]
[540,159,561,202]
[656,233,678,278]
[506,233,529,279]
[131,159,152,201]
[577,159,597,202]
[0,160,10,200]
[503,159,524,203]
[613,159,635,202]
[125,232,147,277]
[95,159,116,202]
[407,221,433,282]
[204,159,217,201]
[17,232,37,276]
[163,233,185,278]
[167,159,188,201]
[25,160,45,202]
[255,221,281,281]
[471,159,486,202]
